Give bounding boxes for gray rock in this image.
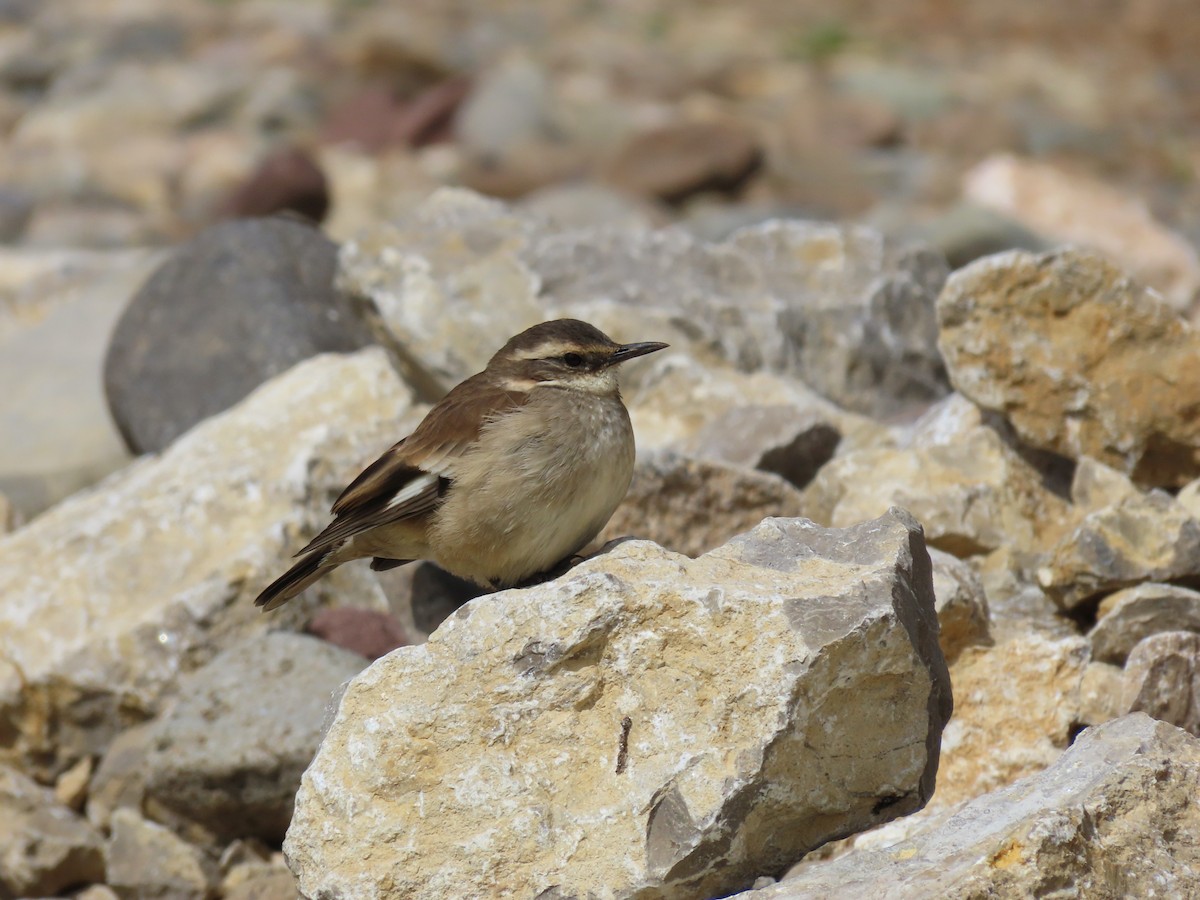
[741,714,1200,899]
[103,217,375,453]
[1123,632,1200,736]
[142,633,367,844]
[0,185,33,241]
[0,350,408,777]
[0,762,105,897]
[285,510,951,900]
[678,404,841,489]
[106,807,216,900]
[0,248,158,517]
[1089,583,1200,665]
[87,722,154,832]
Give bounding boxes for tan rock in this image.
[54,754,93,812]
[933,636,1089,810]
[594,453,807,558]
[928,548,991,664]
[286,511,952,900]
[1037,490,1200,610]
[106,808,216,900]
[1179,476,1200,519]
[938,247,1200,487]
[744,715,1200,898]
[1089,582,1200,664]
[1078,661,1126,728]
[0,350,408,775]
[0,762,105,897]
[1122,631,1200,736]
[964,155,1200,309]
[1069,456,1141,512]
[86,722,153,832]
[803,421,1071,557]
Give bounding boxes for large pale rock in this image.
[1122,632,1200,736]
[964,155,1200,309]
[1037,490,1200,611]
[286,510,952,900]
[928,548,991,664]
[339,189,951,417]
[938,247,1200,487]
[0,350,408,775]
[594,453,807,558]
[1089,583,1200,665]
[0,762,105,897]
[0,248,159,516]
[803,418,1070,557]
[142,633,368,844]
[745,715,1200,898]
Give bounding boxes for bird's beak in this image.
[608,341,669,366]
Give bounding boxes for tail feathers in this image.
[255,550,335,612]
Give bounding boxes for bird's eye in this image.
[562,352,584,368]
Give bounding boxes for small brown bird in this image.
[255,319,667,610]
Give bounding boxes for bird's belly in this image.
[429,399,634,586]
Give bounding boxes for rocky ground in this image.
[3,1,1200,898]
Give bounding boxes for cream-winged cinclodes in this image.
[254,319,667,610]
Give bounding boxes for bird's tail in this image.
[254,550,335,612]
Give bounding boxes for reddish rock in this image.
[221,146,329,223]
[306,606,410,660]
[321,78,469,153]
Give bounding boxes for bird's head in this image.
[488,319,668,395]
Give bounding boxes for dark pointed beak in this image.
[608,341,669,366]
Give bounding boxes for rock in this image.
[86,723,154,832]
[928,548,991,664]
[305,606,410,660]
[340,190,952,418]
[106,807,216,900]
[54,754,93,812]
[454,54,556,162]
[677,405,841,489]
[1069,456,1141,512]
[933,636,1089,810]
[594,453,807,558]
[219,145,330,224]
[519,182,665,231]
[1037,490,1200,611]
[286,510,952,900]
[803,417,1071,558]
[0,248,159,517]
[321,78,468,152]
[727,221,951,417]
[0,184,33,241]
[377,561,491,643]
[602,120,763,204]
[103,217,376,453]
[1089,583,1200,665]
[0,762,105,897]
[1078,660,1126,728]
[1179,476,1200,519]
[972,546,1077,643]
[1122,631,1200,735]
[744,715,1200,898]
[964,154,1200,309]
[142,633,368,845]
[0,350,409,776]
[938,247,1200,487]
[906,202,1051,271]
[222,862,299,900]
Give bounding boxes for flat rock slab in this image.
[0,349,410,775]
[286,510,952,900]
[938,247,1200,487]
[742,714,1200,898]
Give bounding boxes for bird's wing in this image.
[295,373,530,558]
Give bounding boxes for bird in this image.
[254,318,668,611]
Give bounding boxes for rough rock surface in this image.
[744,715,1200,898]
[803,415,1070,557]
[285,510,952,900]
[106,807,216,900]
[1122,631,1200,736]
[142,633,368,844]
[104,217,376,453]
[1037,489,1200,611]
[1088,582,1200,665]
[928,548,991,664]
[594,452,807,558]
[938,247,1200,487]
[0,762,105,897]
[337,189,951,417]
[0,349,408,775]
